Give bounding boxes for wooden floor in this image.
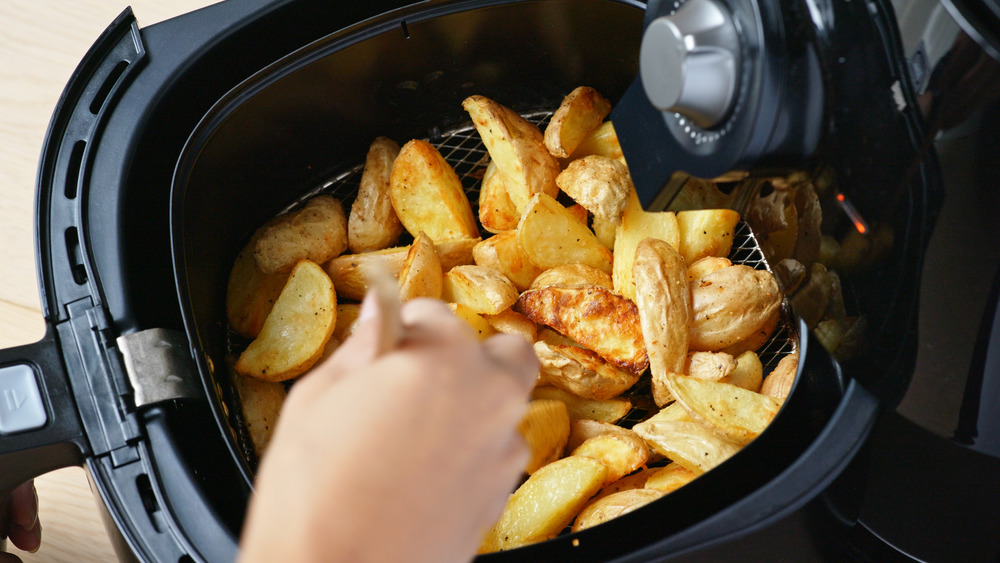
[0,1,216,560]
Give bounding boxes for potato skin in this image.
[555,155,631,222]
[689,265,782,351]
[348,137,403,252]
[254,195,348,274]
[544,86,612,158]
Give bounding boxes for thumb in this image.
[318,286,400,379]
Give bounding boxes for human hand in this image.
[238,292,538,563]
[0,480,41,562]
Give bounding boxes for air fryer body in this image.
[8,0,1000,561]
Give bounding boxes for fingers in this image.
[0,552,23,563]
[6,481,39,554]
[481,333,539,393]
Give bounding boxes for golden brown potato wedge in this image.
[590,468,660,503]
[571,432,650,485]
[665,373,782,445]
[568,120,622,161]
[442,265,519,315]
[644,463,698,493]
[676,208,741,265]
[485,308,537,343]
[480,456,607,553]
[727,350,764,392]
[235,260,336,382]
[544,86,613,158]
[333,303,362,342]
[389,139,480,241]
[534,340,640,400]
[232,372,286,457]
[472,231,544,292]
[555,155,631,222]
[325,237,478,301]
[565,203,590,226]
[761,353,799,400]
[517,285,648,374]
[253,195,349,275]
[633,238,691,406]
[613,187,680,301]
[519,399,571,474]
[529,263,613,291]
[517,193,613,273]
[348,137,403,252]
[463,95,560,213]
[397,232,443,301]
[227,224,290,339]
[478,161,520,233]
[530,386,632,424]
[447,302,498,341]
[565,419,640,453]
[686,256,732,282]
[592,214,618,250]
[572,488,664,533]
[689,265,782,351]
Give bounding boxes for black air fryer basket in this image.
[3,0,999,561]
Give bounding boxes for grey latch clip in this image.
[117,328,202,407]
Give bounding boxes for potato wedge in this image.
[530,386,632,423]
[517,193,613,273]
[686,256,732,281]
[253,195,348,275]
[325,238,478,301]
[442,265,518,315]
[665,373,782,445]
[534,340,640,400]
[348,137,403,252]
[592,214,618,250]
[519,399,571,474]
[529,263,613,291]
[565,203,590,226]
[544,86,613,158]
[568,120,622,161]
[571,432,650,485]
[463,95,560,213]
[687,351,737,383]
[689,265,782,351]
[398,232,443,301]
[644,463,698,493]
[633,238,691,406]
[472,231,544,292]
[761,353,799,400]
[485,308,537,343]
[590,468,660,503]
[676,208,741,265]
[613,187,680,301]
[235,260,336,381]
[448,302,498,341]
[389,139,479,241]
[565,419,641,453]
[480,456,607,553]
[233,372,286,456]
[727,350,764,392]
[632,416,742,475]
[555,155,631,222]
[333,303,362,342]
[227,224,290,339]
[572,488,664,533]
[517,285,648,374]
[478,161,520,233]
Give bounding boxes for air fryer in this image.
[1,0,999,561]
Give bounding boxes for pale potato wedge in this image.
[568,120,622,161]
[633,238,691,406]
[398,232,443,301]
[232,372,286,457]
[544,86,613,158]
[632,416,742,475]
[517,193,613,273]
[447,302,498,341]
[389,139,479,241]
[570,432,650,485]
[686,256,732,281]
[442,265,519,315]
[253,195,348,274]
[530,386,632,424]
[571,489,664,533]
[472,231,544,292]
[718,306,780,357]
[676,208,741,265]
[485,308,537,343]
[478,161,520,233]
[644,463,698,493]
[761,353,799,400]
[534,340,641,400]
[235,260,336,382]
[519,399,571,474]
[590,468,660,503]
[227,223,290,339]
[333,303,362,341]
[555,155,631,222]
[689,265,782,351]
[613,187,680,301]
[665,373,782,445]
[727,350,764,392]
[325,238,478,301]
[565,419,641,453]
[463,95,560,213]
[592,214,618,250]
[480,456,607,553]
[687,351,737,383]
[517,285,648,374]
[348,136,403,252]
[529,263,613,291]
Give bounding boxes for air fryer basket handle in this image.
[0,328,86,515]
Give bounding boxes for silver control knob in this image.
[639,0,741,129]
